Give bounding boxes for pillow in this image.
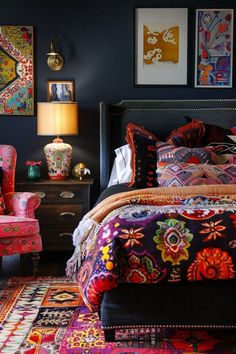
[156,142,218,164]
[207,142,236,155]
[214,153,236,164]
[231,125,236,135]
[201,123,231,145]
[0,167,5,215]
[228,135,236,143]
[157,162,236,187]
[166,120,205,147]
[126,123,160,188]
[107,145,132,187]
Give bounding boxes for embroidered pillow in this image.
[0,167,5,215]
[156,142,218,164]
[166,120,205,147]
[126,123,160,188]
[157,162,236,187]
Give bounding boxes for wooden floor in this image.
[0,250,73,289]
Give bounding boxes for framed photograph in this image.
[195,9,234,88]
[0,25,34,116]
[47,80,74,102]
[135,8,188,85]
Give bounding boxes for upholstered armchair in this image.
[0,145,42,273]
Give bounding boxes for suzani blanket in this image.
[66,184,236,311]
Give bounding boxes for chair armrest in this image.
[4,192,41,218]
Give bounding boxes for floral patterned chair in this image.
[0,145,42,273]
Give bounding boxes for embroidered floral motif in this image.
[154,219,193,265]
[121,253,167,283]
[118,227,144,248]
[187,247,235,281]
[170,330,219,352]
[200,220,226,242]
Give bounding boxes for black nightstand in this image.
[16,178,93,251]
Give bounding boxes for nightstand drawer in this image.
[36,205,83,225]
[41,226,75,251]
[34,190,84,204]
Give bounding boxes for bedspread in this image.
[66,184,236,311]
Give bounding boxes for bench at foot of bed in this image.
[101,280,236,342]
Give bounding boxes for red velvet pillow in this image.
[126,123,160,188]
[166,120,205,147]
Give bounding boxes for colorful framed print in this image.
[47,80,74,102]
[135,8,188,85]
[195,9,234,88]
[0,26,34,115]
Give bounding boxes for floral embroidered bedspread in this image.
[67,185,236,311]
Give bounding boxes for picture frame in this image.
[47,80,74,102]
[195,9,234,88]
[135,8,188,86]
[0,25,34,116]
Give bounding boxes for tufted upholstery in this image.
[0,145,42,273]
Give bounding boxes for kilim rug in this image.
[0,277,236,353]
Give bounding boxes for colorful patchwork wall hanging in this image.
[0,25,34,115]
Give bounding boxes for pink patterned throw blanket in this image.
[66,184,236,311]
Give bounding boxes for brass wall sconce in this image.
[47,40,64,71]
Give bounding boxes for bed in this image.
[67,99,236,342]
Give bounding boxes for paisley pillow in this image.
[157,162,236,187]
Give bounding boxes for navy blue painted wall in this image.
[1,0,236,201]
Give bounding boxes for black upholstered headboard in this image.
[99,99,236,191]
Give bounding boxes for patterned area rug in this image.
[0,277,235,353]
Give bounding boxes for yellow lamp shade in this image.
[37,102,78,136]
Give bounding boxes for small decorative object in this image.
[47,80,74,102]
[25,161,42,181]
[72,163,91,180]
[37,102,78,180]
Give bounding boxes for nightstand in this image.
[16,179,93,251]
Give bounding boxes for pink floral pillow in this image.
[157,162,236,187]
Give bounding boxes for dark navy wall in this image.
[1,0,236,201]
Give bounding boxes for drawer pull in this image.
[60,191,75,199]
[35,191,46,199]
[59,232,73,237]
[60,212,76,217]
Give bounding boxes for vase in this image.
[27,165,40,181]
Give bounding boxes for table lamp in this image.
[37,102,78,180]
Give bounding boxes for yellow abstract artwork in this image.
[143,24,179,65]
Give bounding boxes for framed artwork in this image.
[195,9,234,88]
[47,80,74,102]
[0,25,34,116]
[135,8,188,85]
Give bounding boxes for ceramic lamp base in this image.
[44,138,72,180]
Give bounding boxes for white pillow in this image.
[107,144,132,187]
[228,135,236,143]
